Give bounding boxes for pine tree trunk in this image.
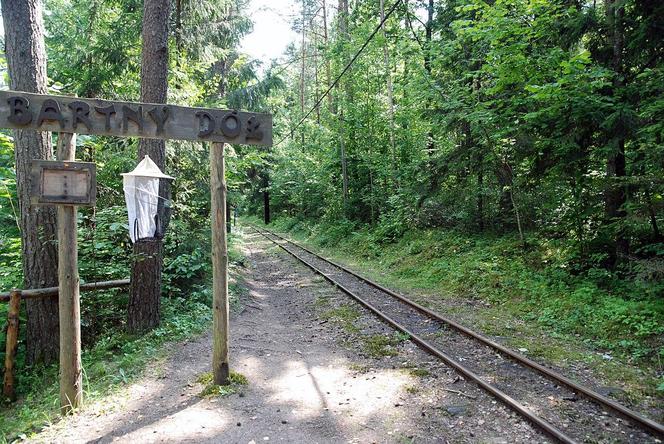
[128,0,170,332]
[1,0,59,365]
[127,239,162,333]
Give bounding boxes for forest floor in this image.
[30,227,551,444]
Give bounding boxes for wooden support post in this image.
[56,132,82,414]
[211,142,230,385]
[3,289,21,401]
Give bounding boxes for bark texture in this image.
[1,0,59,365]
[127,239,163,333]
[128,0,170,332]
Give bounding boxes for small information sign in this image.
[30,160,96,206]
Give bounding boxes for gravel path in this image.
[33,229,550,443]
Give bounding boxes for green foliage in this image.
[0,132,21,291]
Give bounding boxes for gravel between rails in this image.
[258,229,663,444]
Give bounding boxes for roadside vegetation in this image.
[0,234,246,441]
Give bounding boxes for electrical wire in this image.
[273,0,403,147]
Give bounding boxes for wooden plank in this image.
[56,132,83,414]
[0,90,273,146]
[2,290,21,401]
[0,279,130,302]
[211,142,230,385]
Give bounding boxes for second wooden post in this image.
[57,132,83,413]
[211,142,230,385]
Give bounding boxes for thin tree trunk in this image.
[337,0,351,210]
[644,188,661,241]
[604,0,629,264]
[339,116,349,206]
[380,0,398,184]
[322,0,333,113]
[477,155,484,231]
[313,19,321,124]
[1,0,59,365]
[300,0,307,148]
[263,173,271,224]
[424,0,435,158]
[128,0,170,332]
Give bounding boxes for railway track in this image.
[253,226,664,444]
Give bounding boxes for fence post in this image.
[3,289,21,401]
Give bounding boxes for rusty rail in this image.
[2,278,130,401]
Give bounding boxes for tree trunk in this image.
[340,127,349,206]
[424,0,435,158]
[604,0,629,265]
[338,0,350,209]
[128,0,170,332]
[380,0,398,184]
[477,156,484,231]
[300,0,307,148]
[263,173,271,224]
[644,188,661,241]
[1,0,60,365]
[127,239,162,333]
[322,0,333,113]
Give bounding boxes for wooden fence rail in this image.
[2,279,130,401]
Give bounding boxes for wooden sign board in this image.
[0,90,272,146]
[30,160,96,206]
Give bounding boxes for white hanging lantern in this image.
[121,155,174,243]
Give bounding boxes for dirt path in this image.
[34,229,548,443]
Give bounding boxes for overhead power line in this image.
[274,0,403,147]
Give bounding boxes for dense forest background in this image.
[244,0,664,363]
[0,0,663,427]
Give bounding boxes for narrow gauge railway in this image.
[253,227,664,444]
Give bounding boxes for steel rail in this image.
[257,226,664,439]
[254,227,577,444]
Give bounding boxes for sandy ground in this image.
[32,229,548,444]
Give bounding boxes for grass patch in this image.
[197,371,248,398]
[404,385,419,394]
[320,304,360,333]
[363,334,399,358]
[349,363,370,373]
[409,368,430,378]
